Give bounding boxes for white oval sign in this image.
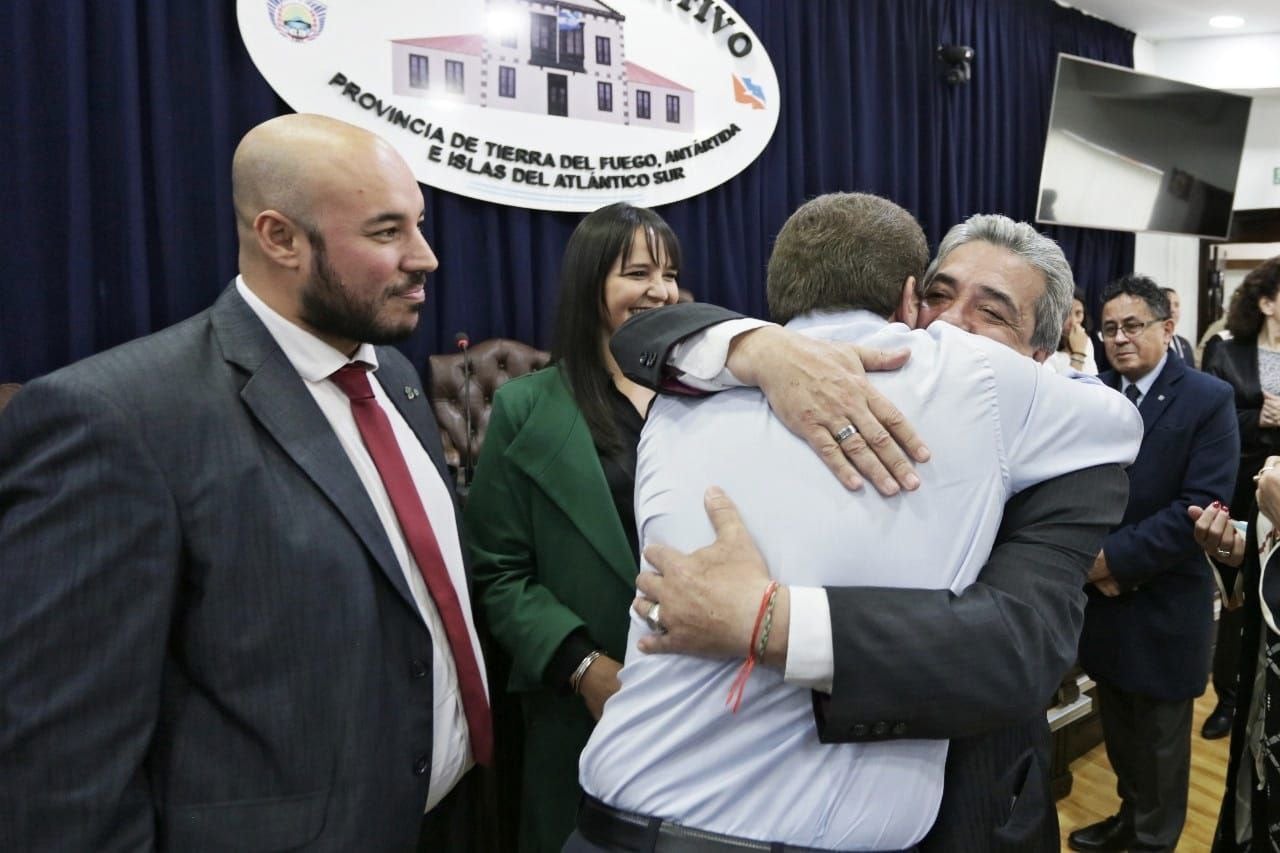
[238,0,780,212]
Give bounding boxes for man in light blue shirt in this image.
[573,194,1142,851]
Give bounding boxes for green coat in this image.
[464,365,636,853]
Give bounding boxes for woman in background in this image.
[464,203,681,852]
[1205,258,1280,511]
[1193,457,1280,851]
[1202,258,1280,742]
[1046,289,1097,375]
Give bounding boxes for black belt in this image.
[577,794,918,853]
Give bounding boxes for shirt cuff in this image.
[668,318,772,391]
[783,586,834,693]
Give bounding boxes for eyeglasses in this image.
[1099,318,1166,340]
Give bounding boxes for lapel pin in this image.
[404,386,420,400]
[1157,394,1165,401]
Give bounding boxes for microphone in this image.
[456,332,475,490]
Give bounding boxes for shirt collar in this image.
[785,309,892,341]
[235,276,380,382]
[1121,352,1168,399]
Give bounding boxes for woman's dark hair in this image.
[551,202,682,453]
[1226,256,1280,340]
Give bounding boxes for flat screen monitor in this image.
[1036,55,1253,240]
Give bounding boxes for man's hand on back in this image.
[725,326,930,495]
[634,487,789,667]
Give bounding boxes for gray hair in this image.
[920,214,1074,353]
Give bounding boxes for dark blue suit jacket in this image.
[1079,356,1239,700]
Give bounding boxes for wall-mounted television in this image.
[1036,55,1253,240]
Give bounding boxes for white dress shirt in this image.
[236,278,482,811]
[580,310,1143,849]
[1119,352,1168,407]
[1045,336,1098,376]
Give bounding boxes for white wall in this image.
[1236,96,1280,211]
[1129,36,1279,340]
[1143,33,1280,91]
[1220,243,1280,310]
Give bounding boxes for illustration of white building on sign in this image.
[389,0,694,132]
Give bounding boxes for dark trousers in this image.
[419,770,476,852]
[1095,682,1194,852]
[1212,604,1244,709]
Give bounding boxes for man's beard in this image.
[298,237,425,347]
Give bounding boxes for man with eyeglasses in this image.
[1067,274,1239,852]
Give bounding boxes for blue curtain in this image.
[0,0,1133,382]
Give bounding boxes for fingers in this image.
[636,630,673,654]
[829,387,920,496]
[703,486,749,544]
[642,543,680,576]
[634,572,664,602]
[1187,505,1204,521]
[804,425,863,491]
[853,345,911,373]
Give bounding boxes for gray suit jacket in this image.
[0,285,457,851]
[611,303,1130,851]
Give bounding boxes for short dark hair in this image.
[1100,274,1170,319]
[1226,256,1280,340]
[766,193,928,324]
[551,202,682,453]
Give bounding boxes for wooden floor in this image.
[1056,691,1232,851]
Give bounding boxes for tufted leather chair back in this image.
[0,383,22,415]
[428,339,550,484]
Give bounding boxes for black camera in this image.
[937,45,975,85]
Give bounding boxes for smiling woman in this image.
[462,203,682,852]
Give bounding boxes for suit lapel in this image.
[506,374,637,588]
[374,355,453,491]
[1102,359,1183,435]
[1135,357,1183,435]
[210,285,422,618]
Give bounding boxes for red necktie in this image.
[331,363,493,767]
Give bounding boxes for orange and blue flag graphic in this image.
[732,74,766,109]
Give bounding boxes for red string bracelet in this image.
[726,580,780,713]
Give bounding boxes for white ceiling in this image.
[1062,0,1280,40]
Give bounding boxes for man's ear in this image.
[253,210,306,270]
[1031,348,1052,363]
[894,276,920,327]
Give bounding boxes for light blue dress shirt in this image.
[580,311,1143,850]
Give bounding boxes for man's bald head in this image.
[231,114,436,356]
[231,113,401,238]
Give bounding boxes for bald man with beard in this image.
[0,115,486,851]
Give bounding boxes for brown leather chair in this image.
[428,338,550,489]
[0,383,22,414]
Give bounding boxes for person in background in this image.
[1202,258,1280,741]
[1069,275,1238,853]
[1162,287,1196,366]
[1046,288,1098,375]
[464,203,680,852]
[1190,458,1280,851]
